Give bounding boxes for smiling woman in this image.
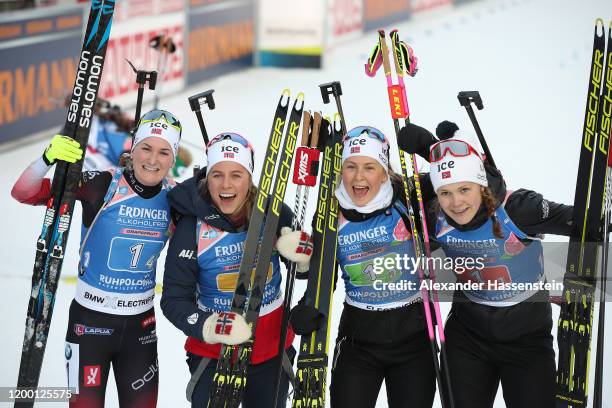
[397,121,576,408]
[10,108,182,407]
[160,131,296,408]
[281,125,436,408]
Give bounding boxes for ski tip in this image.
[280,89,291,107]
[595,18,605,35]
[294,92,305,111]
[377,29,385,37]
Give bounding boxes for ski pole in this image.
[367,29,455,408]
[457,91,496,168]
[320,81,347,134]
[188,89,216,146]
[188,89,215,176]
[126,59,157,126]
[150,34,176,109]
[390,29,456,408]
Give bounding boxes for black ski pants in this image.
[65,300,158,408]
[329,333,436,408]
[445,298,556,408]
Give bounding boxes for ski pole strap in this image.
[186,356,210,402]
[282,351,295,385]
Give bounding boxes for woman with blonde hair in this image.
[161,133,295,407]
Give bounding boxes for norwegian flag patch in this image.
[350,146,361,154]
[296,232,313,256]
[151,128,162,135]
[215,312,235,335]
[224,152,235,159]
[442,171,451,179]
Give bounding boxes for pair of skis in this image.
[208,90,305,408]
[15,1,116,406]
[366,30,455,407]
[291,82,345,408]
[212,84,341,408]
[556,19,612,408]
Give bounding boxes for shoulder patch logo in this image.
[178,249,195,259]
[187,313,198,325]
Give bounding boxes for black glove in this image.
[435,120,459,140]
[289,302,324,335]
[397,123,438,160]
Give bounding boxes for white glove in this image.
[276,227,312,273]
[202,312,251,345]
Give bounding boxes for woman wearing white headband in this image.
[278,126,436,407]
[11,109,181,407]
[396,121,575,408]
[160,133,295,407]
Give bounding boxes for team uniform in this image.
[329,183,436,408]
[12,161,174,407]
[419,158,572,408]
[12,108,183,408]
[161,170,296,408]
[283,127,437,407]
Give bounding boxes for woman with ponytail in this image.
[397,122,573,408]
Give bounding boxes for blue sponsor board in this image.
[0,6,84,145]
[187,0,255,85]
[259,52,321,68]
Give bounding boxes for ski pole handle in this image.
[319,81,347,135]
[127,59,157,125]
[188,89,216,146]
[457,90,496,168]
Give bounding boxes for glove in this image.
[43,134,83,165]
[276,227,312,273]
[290,302,324,335]
[202,312,251,345]
[397,123,438,160]
[435,120,459,140]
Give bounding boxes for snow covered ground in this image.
[1,0,611,406]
